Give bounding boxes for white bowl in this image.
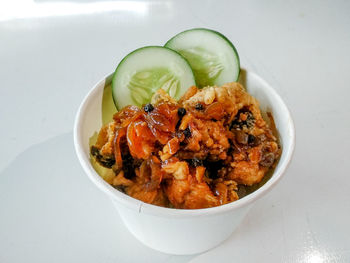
[74,70,295,255]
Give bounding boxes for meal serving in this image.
[90,28,281,209]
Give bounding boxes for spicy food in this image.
[91,82,281,209]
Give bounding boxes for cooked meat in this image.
[90,82,281,209]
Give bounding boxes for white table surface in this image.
[1,0,349,262]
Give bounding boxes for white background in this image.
[1,0,349,262]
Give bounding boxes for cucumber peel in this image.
[165,28,240,87]
[112,46,195,110]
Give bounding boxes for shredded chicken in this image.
[90,82,281,209]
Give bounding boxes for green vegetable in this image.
[165,28,240,87]
[112,46,196,110]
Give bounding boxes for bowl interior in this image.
[74,69,295,217]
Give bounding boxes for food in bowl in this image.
[90,82,281,209]
[74,28,294,254]
[89,28,281,209]
[74,68,294,254]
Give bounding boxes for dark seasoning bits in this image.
[183,127,191,138]
[248,134,259,146]
[230,109,255,130]
[143,103,154,112]
[91,146,115,168]
[176,107,187,130]
[189,158,203,167]
[195,103,204,111]
[177,107,186,117]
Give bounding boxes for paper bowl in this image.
[74,69,295,255]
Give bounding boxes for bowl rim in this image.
[74,69,295,218]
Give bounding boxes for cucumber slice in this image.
[112,46,196,109]
[165,28,240,87]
